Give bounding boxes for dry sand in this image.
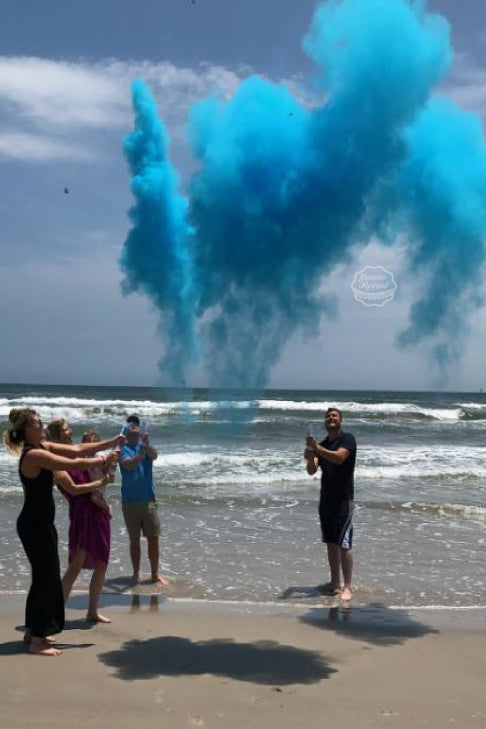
[0,594,485,729]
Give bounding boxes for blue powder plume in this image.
[120,79,196,383]
[121,0,486,387]
[397,97,486,365]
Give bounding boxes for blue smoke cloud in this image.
[397,97,486,365]
[120,79,196,382]
[121,0,486,387]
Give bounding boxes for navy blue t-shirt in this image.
[318,431,356,502]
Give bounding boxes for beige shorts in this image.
[122,501,160,540]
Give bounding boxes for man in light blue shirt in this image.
[120,415,168,585]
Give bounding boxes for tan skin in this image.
[305,410,354,602]
[82,431,113,517]
[52,421,117,624]
[121,426,169,586]
[20,415,118,656]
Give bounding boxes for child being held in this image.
[82,428,113,518]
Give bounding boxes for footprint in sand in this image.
[188,716,205,727]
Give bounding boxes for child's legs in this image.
[87,561,108,618]
[62,548,86,603]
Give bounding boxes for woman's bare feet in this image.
[28,638,62,656]
[23,630,57,644]
[86,613,111,624]
[151,574,169,586]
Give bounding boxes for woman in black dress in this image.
[4,408,118,656]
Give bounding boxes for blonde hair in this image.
[3,408,38,454]
[82,428,100,443]
[46,418,67,444]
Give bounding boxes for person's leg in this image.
[143,501,168,585]
[123,502,142,582]
[320,502,341,592]
[87,561,110,622]
[339,504,354,601]
[129,537,142,582]
[340,547,353,601]
[62,549,86,603]
[326,543,342,592]
[147,536,169,585]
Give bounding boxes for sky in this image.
[1,0,486,391]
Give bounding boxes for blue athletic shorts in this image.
[319,499,354,548]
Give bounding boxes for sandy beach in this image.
[0,593,485,729]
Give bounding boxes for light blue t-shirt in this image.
[120,443,155,503]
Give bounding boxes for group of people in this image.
[4,409,165,656]
[4,404,357,657]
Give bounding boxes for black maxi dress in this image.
[16,445,64,637]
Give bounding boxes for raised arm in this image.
[314,444,350,465]
[55,470,113,497]
[22,448,118,478]
[121,445,147,472]
[147,445,158,462]
[306,435,350,466]
[45,435,122,458]
[305,453,319,475]
[304,435,319,476]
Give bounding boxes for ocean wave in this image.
[364,500,486,521]
[258,400,465,420]
[0,395,475,423]
[0,396,230,423]
[2,443,486,489]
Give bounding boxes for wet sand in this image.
[0,594,485,729]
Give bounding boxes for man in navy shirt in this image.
[305,407,357,601]
[120,415,168,585]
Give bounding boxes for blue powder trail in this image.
[397,97,486,366]
[121,0,486,387]
[120,79,196,384]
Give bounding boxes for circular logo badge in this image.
[351,265,397,307]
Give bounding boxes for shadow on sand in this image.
[99,635,335,684]
[300,602,438,646]
[0,639,94,656]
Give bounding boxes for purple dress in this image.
[60,470,110,569]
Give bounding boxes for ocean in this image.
[1,384,485,610]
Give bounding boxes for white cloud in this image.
[0,130,93,162]
[0,56,246,131]
[0,57,126,128]
[0,55,315,163]
[0,55,251,161]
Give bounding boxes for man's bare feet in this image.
[86,612,111,624]
[28,638,62,656]
[341,586,353,602]
[151,574,170,586]
[318,582,342,596]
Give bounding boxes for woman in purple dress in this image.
[47,419,116,623]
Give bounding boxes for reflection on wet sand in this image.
[130,594,160,613]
